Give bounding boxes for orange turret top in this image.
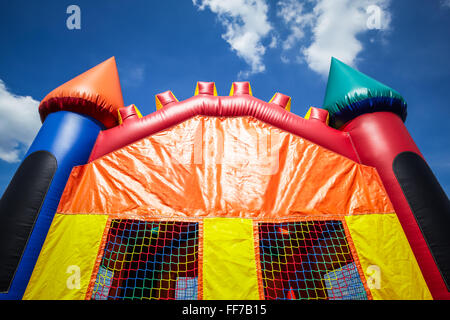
[39,57,124,129]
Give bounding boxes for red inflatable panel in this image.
[270,93,290,109]
[88,95,358,162]
[197,82,216,95]
[231,82,251,95]
[156,91,177,107]
[308,107,329,124]
[118,105,139,123]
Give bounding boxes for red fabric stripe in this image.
[88,95,357,162]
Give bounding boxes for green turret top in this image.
[323,57,407,128]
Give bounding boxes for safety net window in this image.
[91,219,199,300]
[258,220,368,300]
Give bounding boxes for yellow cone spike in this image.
[155,97,163,111]
[285,99,291,112]
[118,109,122,125]
[305,107,312,120]
[134,105,143,118]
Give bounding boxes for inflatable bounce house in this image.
[0,57,449,300]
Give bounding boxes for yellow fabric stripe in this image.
[203,218,259,300]
[155,95,163,110]
[134,105,143,118]
[194,82,199,96]
[23,214,108,300]
[304,107,312,120]
[117,109,123,125]
[285,98,291,112]
[345,214,432,300]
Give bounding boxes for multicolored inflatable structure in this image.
[0,57,449,300]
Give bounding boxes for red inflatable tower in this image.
[324,58,450,299]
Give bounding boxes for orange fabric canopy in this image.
[58,116,394,218]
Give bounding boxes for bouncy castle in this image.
[0,57,449,300]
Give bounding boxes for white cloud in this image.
[277,0,313,51]
[268,35,278,49]
[442,0,450,8]
[0,80,41,163]
[277,0,391,76]
[303,0,391,76]
[193,0,392,77]
[120,64,146,87]
[193,0,273,78]
[281,55,290,64]
[282,25,304,50]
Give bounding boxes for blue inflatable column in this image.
[0,111,102,299]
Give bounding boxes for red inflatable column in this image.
[342,111,450,299]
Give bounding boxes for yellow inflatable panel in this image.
[155,96,163,110]
[202,218,259,300]
[23,214,108,300]
[134,105,143,118]
[345,214,432,300]
[304,107,312,120]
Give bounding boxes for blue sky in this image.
[0,0,449,196]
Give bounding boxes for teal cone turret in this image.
[323,57,407,128]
